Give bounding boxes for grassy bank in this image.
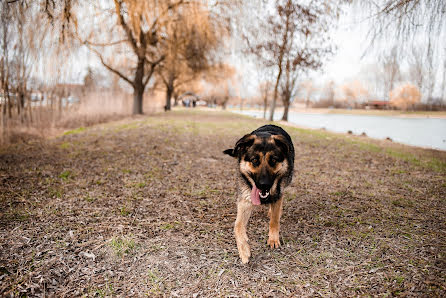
[232,106,446,118]
[1,109,445,296]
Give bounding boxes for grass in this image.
[110,237,137,257]
[63,126,86,136]
[0,109,444,297]
[59,170,72,181]
[289,124,446,173]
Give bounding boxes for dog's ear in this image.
[223,134,254,158]
[223,148,235,157]
[234,134,255,157]
[272,135,290,154]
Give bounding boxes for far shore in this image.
[228,106,446,119]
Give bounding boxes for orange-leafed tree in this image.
[341,80,368,107]
[389,84,421,110]
[157,3,224,111]
[79,0,193,115]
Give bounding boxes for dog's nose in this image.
[259,183,272,191]
[258,177,272,190]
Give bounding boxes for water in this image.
[233,110,446,151]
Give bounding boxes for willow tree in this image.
[157,3,223,111]
[79,0,191,114]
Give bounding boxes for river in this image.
[233,110,446,151]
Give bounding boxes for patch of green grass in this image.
[119,206,130,216]
[89,283,114,297]
[59,170,72,181]
[159,221,181,231]
[187,185,220,198]
[355,141,382,153]
[145,167,161,180]
[426,158,446,173]
[114,122,141,131]
[147,269,160,283]
[391,198,414,208]
[394,275,405,285]
[110,236,137,257]
[283,193,295,202]
[283,121,446,173]
[147,268,164,295]
[63,127,86,136]
[385,149,421,166]
[391,168,407,175]
[331,190,353,198]
[136,182,146,188]
[84,195,96,203]
[59,142,70,149]
[48,186,63,198]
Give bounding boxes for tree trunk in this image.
[132,57,145,115]
[173,92,179,106]
[133,86,144,115]
[165,86,173,111]
[269,68,282,121]
[17,92,21,115]
[282,101,289,121]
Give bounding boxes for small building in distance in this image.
[363,100,390,110]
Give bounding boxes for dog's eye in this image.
[250,158,259,166]
[269,157,278,166]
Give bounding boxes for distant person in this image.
[192,100,196,108]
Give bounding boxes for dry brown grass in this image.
[0,109,445,296]
[0,91,165,146]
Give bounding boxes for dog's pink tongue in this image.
[251,186,261,205]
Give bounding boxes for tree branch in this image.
[147,0,188,36]
[83,39,128,47]
[113,0,139,55]
[88,46,134,87]
[143,55,165,87]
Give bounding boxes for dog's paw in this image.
[267,233,280,249]
[238,241,251,264]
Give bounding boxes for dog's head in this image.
[224,130,293,205]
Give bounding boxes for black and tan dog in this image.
[224,124,294,263]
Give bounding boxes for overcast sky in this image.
[65,2,444,100]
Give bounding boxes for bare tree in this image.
[407,43,437,102]
[244,0,346,121]
[258,81,272,119]
[359,1,445,48]
[299,80,316,108]
[0,1,49,122]
[441,47,446,103]
[0,2,12,121]
[380,46,400,100]
[325,80,335,106]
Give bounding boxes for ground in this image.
[0,109,445,297]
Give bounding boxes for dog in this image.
[224,124,295,264]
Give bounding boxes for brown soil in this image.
[1,109,445,297]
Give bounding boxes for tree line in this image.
[0,0,444,133]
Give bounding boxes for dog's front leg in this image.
[234,199,253,264]
[267,196,283,248]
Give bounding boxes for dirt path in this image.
[1,110,445,296]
